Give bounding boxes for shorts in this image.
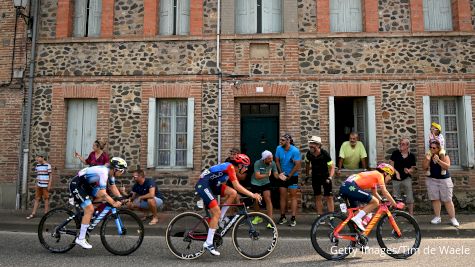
[69,176,93,209]
[276,175,299,189]
[35,186,49,200]
[195,179,226,208]
[339,181,372,208]
[312,177,333,197]
[426,177,453,202]
[251,183,271,194]
[133,197,164,210]
[392,178,414,204]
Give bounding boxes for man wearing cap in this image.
[304,136,335,217]
[250,150,284,225]
[337,132,368,173]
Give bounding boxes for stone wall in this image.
[298,0,317,33]
[203,0,217,34]
[472,0,475,30]
[201,82,219,168]
[299,37,475,75]
[299,81,320,145]
[378,0,411,32]
[114,0,145,36]
[39,0,58,39]
[30,85,53,167]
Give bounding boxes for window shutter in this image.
[176,0,190,35]
[366,96,376,168]
[348,0,362,32]
[330,0,345,32]
[159,0,174,35]
[236,0,257,34]
[147,98,157,168]
[261,0,282,33]
[81,100,98,160]
[187,98,194,168]
[73,0,87,37]
[328,96,336,162]
[88,0,102,37]
[457,96,474,168]
[66,100,83,168]
[424,0,452,31]
[422,96,431,150]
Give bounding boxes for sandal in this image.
[26,214,36,220]
[141,215,153,222]
[148,218,159,225]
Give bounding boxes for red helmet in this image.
[377,163,395,177]
[234,154,251,167]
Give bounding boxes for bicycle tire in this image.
[376,210,421,259]
[232,212,278,260]
[38,207,80,253]
[166,212,209,260]
[100,209,144,256]
[310,212,357,261]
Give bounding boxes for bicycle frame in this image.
[334,202,402,241]
[73,202,124,234]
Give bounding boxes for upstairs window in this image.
[423,0,452,31]
[73,0,102,37]
[235,0,282,34]
[159,0,190,35]
[330,0,362,32]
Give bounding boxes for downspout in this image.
[18,0,39,209]
[216,0,222,163]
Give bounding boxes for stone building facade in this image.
[1,0,474,212]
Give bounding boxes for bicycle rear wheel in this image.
[376,211,421,259]
[38,207,80,253]
[100,209,144,255]
[310,212,357,261]
[166,212,209,260]
[232,212,278,260]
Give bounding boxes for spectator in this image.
[75,139,110,167]
[275,134,301,227]
[250,150,283,224]
[126,169,164,225]
[389,138,416,215]
[424,122,446,176]
[337,132,367,174]
[26,152,52,220]
[304,136,335,217]
[422,140,459,227]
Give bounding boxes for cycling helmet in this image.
[110,157,128,173]
[377,163,395,177]
[233,154,251,167]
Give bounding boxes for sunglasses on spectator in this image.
[430,146,438,149]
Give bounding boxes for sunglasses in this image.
[430,146,438,149]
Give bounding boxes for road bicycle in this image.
[38,197,144,255]
[165,197,278,260]
[310,195,421,260]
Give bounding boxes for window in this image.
[73,0,102,37]
[423,0,452,31]
[65,99,97,169]
[147,98,194,168]
[330,0,362,32]
[235,0,282,34]
[159,0,190,35]
[423,96,474,168]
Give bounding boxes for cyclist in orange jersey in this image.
[339,163,404,231]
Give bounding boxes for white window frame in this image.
[330,0,362,32]
[147,98,194,169]
[159,0,190,36]
[73,0,102,37]
[235,0,282,34]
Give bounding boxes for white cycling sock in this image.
[354,210,366,220]
[78,224,89,240]
[220,206,229,221]
[206,228,216,245]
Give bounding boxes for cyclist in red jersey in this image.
[339,163,404,231]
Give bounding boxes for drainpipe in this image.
[17,0,39,210]
[216,0,222,163]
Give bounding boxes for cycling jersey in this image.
[195,163,238,208]
[346,170,385,190]
[69,165,115,208]
[339,171,384,207]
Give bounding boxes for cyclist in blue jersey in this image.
[69,157,127,249]
[195,154,262,256]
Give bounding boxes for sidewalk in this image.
[1,208,474,238]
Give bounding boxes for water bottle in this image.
[362,213,373,226]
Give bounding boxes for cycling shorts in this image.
[195,179,226,208]
[339,181,372,208]
[276,175,299,189]
[312,177,333,197]
[69,176,94,209]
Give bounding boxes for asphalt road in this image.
[0,231,474,267]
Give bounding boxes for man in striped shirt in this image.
[26,152,52,220]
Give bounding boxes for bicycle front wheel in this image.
[376,211,421,259]
[100,209,144,256]
[232,212,278,260]
[38,207,80,253]
[166,212,209,260]
[310,212,356,261]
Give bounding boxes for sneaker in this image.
[289,218,296,227]
[203,242,220,256]
[278,216,287,225]
[351,217,366,231]
[251,216,263,225]
[75,238,92,249]
[450,218,460,227]
[266,223,275,229]
[431,216,442,224]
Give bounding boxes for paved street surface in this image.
[0,231,473,267]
